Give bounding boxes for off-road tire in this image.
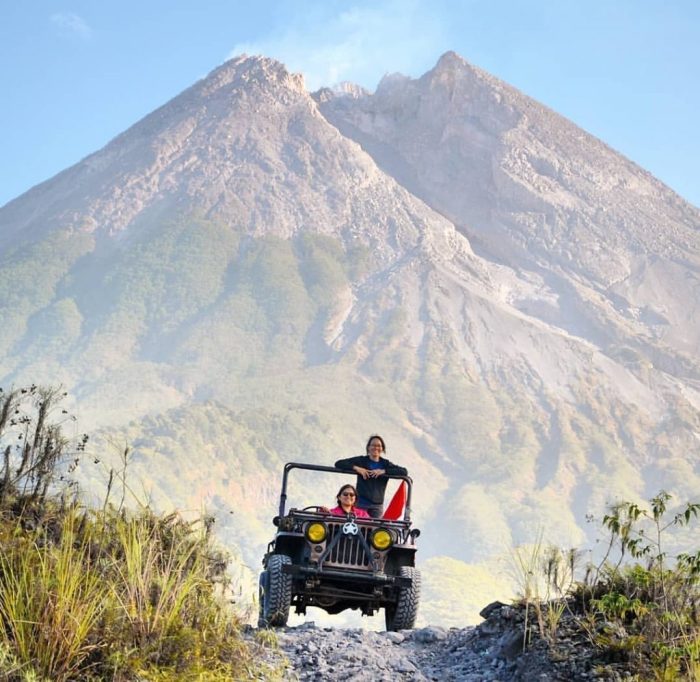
[257,570,268,628]
[259,554,292,627]
[385,566,420,631]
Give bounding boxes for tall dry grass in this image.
[0,385,283,681]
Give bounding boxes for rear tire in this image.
[385,566,420,631]
[258,554,292,627]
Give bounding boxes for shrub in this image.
[511,493,700,680]
[576,492,700,679]
[0,385,87,510]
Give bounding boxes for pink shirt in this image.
[329,505,370,518]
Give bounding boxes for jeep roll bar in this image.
[279,462,413,523]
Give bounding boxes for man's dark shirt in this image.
[334,455,408,505]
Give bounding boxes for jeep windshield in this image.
[276,462,413,522]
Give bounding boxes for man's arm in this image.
[334,456,364,470]
[335,456,374,480]
[382,459,408,476]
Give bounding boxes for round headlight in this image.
[305,522,327,543]
[370,528,393,550]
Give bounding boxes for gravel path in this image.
[245,602,638,681]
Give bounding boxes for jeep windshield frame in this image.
[278,462,414,523]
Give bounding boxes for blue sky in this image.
[1,0,698,208]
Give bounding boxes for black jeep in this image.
[258,462,421,631]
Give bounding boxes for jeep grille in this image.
[324,521,371,569]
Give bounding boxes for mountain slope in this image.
[318,52,700,368]
[1,53,699,624]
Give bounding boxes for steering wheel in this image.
[300,505,326,512]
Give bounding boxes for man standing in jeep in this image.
[334,435,408,518]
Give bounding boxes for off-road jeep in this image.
[258,462,420,631]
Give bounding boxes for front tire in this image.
[257,570,268,628]
[258,554,292,627]
[385,566,420,631]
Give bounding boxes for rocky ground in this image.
[245,602,639,681]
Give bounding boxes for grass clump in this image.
[509,532,578,650]
[0,386,282,681]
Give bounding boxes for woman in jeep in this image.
[321,484,370,518]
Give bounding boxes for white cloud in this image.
[228,0,448,91]
[51,12,93,41]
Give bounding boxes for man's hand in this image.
[353,465,370,479]
[353,466,386,478]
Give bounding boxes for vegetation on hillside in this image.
[2,211,699,636]
[3,215,699,577]
[0,385,281,681]
[2,382,699,680]
[0,231,94,358]
[512,493,700,681]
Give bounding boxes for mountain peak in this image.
[201,54,307,96]
[0,52,315,243]
[425,50,494,90]
[434,50,469,70]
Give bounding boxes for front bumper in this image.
[284,563,412,587]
